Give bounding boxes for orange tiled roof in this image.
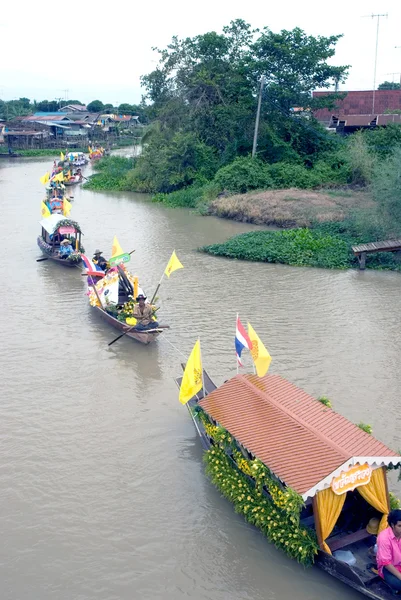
[199,374,399,497]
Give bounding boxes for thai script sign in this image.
[331,463,372,495]
[109,253,131,266]
[59,226,75,234]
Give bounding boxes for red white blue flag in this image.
[235,315,252,367]
[81,254,105,279]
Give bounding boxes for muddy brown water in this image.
[0,155,401,599]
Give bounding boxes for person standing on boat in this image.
[92,249,108,272]
[376,509,401,593]
[132,295,158,330]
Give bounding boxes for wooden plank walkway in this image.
[352,239,401,269]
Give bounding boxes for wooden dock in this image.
[352,239,401,269]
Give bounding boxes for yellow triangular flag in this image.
[179,340,203,405]
[247,322,272,377]
[63,198,72,217]
[88,146,92,154]
[164,250,183,278]
[41,201,51,218]
[52,172,64,183]
[60,152,65,161]
[40,172,50,185]
[111,236,124,258]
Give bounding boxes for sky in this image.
[1,0,401,104]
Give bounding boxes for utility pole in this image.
[395,48,401,85]
[363,13,388,115]
[252,76,265,159]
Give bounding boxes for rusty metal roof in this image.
[199,374,399,498]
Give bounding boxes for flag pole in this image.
[199,338,205,399]
[236,313,239,375]
[150,272,164,305]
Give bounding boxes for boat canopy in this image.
[40,214,82,234]
[199,374,400,501]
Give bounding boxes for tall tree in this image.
[378,81,401,90]
[87,100,105,113]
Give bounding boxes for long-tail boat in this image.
[175,369,401,599]
[37,214,84,266]
[85,263,169,344]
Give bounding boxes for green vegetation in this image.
[83,156,135,191]
[201,222,401,271]
[0,146,87,157]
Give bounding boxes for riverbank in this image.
[207,188,373,228]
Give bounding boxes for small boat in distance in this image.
[37,214,84,267]
[175,369,401,600]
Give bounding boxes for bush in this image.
[372,147,401,233]
[152,182,220,208]
[345,131,374,186]
[84,156,135,191]
[213,156,273,193]
[201,228,352,269]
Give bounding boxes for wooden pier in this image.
[352,239,401,269]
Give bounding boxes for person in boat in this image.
[59,239,74,259]
[132,294,158,330]
[92,249,108,272]
[49,195,64,214]
[376,509,401,593]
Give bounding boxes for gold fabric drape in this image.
[315,487,346,554]
[357,466,389,533]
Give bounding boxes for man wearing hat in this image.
[132,294,158,330]
[92,249,108,272]
[59,238,74,259]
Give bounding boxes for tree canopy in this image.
[87,100,105,113]
[378,81,401,90]
[133,19,349,192]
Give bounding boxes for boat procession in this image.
[37,149,173,344]
[35,149,401,600]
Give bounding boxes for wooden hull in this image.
[181,374,394,600]
[37,239,81,267]
[92,306,161,344]
[64,177,82,187]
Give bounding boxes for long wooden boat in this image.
[176,370,401,600]
[86,264,169,344]
[92,305,166,344]
[37,214,84,267]
[64,174,83,187]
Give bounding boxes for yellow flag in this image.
[63,198,72,217]
[52,172,64,182]
[111,236,124,258]
[88,146,92,154]
[40,172,50,185]
[164,250,184,278]
[247,322,272,377]
[41,201,51,218]
[179,340,203,405]
[60,152,65,161]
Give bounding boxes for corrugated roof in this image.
[199,374,399,498]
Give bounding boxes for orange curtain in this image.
[357,467,389,533]
[315,487,346,554]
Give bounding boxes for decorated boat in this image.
[88,146,105,161]
[37,214,84,266]
[64,172,83,187]
[66,151,88,167]
[176,369,401,599]
[86,263,168,344]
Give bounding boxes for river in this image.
[1,155,401,600]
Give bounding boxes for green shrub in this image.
[213,156,273,193]
[201,228,351,269]
[83,156,134,191]
[345,131,374,186]
[152,182,220,208]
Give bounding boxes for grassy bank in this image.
[200,224,401,271]
[0,147,87,157]
[83,156,135,191]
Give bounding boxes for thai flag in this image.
[235,315,252,367]
[81,254,105,278]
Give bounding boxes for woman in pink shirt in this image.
[377,509,401,594]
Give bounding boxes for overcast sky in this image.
[1,0,401,104]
